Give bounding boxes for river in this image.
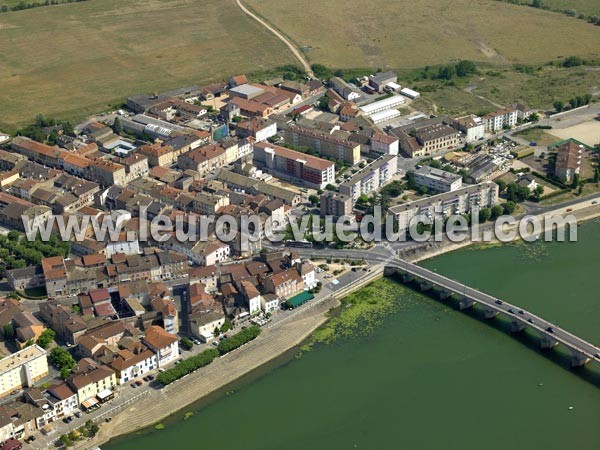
[105,221,600,450]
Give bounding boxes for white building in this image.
[413,166,463,193]
[360,95,405,115]
[241,280,262,315]
[370,133,399,156]
[400,87,420,99]
[339,155,398,202]
[369,109,401,124]
[389,182,499,231]
[143,326,180,368]
[189,311,226,342]
[484,108,518,132]
[453,115,485,143]
[110,346,158,384]
[0,345,49,398]
[46,383,79,418]
[261,295,279,313]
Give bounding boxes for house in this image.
[370,133,399,156]
[189,266,219,293]
[142,325,179,368]
[235,118,277,142]
[109,342,158,384]
[510,102,533,121]
[45,383,78,418]
[260,294,279,313]
[67,359,116,407]
[150,297,179,335]
[240,280,262,315]
[189,310,225,342]
[297,261,317,290]
[263,268,303,299]
[329,77,361,101]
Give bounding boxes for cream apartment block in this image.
[339,155,398,202]
[0,345,49,398]
[389,182,499,231]
[484,108,518,133]
[283,125,361,165]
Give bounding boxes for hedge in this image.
[217,326,261,355]
[531,171,568,189]
[156,348,219,386]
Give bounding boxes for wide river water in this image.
[106,221,600,450]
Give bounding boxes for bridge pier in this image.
[458,297,475,311]
[419,281,433,292]
[539,334,559,350]
[510,320,527,333]
[438,290,451,300]
[481,309,499,320]
[402,273,414,284]
[569,350,590,368]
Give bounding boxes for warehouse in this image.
[369,109,401,124]
[360,95,405,115]
[400,87,420,99]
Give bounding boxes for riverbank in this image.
[78,200,600,449]
[404,199,600,263]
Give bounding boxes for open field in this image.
[0,0,295,130]
[547,120,600,147]
[514,128,561,147]
[467,66,600,110]
[245,0,600,69]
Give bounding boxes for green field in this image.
[0,0,295,130]
[245,0,600,69]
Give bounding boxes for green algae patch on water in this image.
[154,423,165,430]
[308,278,412,348]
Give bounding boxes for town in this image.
[0,67,598,450]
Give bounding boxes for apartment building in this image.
[177,144,227,176]
[142,326,179,368]
[235,118,277,142]
[389,182,499,231]
[339,155,398,202]
[413,166,463,193]
[253,141,335,189]
[555,140,584,184]
[320,191,353,218]
[484,108,518,132]
[0,346,49,398]
[283,125,360,165]
[453,115,485,143]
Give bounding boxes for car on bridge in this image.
[546,326,554,333]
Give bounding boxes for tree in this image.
[533,185,545,200]
[308,194,320,205]
[112,116,123,134]
[2,323,15,341]
[478,208,492,223]
[529,112,539,122]
[325,184,337,192]
[553,100,564,112]
[572,173,580,188]
[503,201,517,215]
[36,329,55,349]
[496,179,507,193]
[50,347,76,375]
[491,205,504,219]
[1,5,9,13]
[594,168,600,183]
[180,338,193,351]
[569,98,578,109]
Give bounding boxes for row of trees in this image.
[156,348,219,386]
[492,0,600,25]
[553,94,593,113]
[0,0,89,13]
[0,232,70,278]
[157,326,262,386]
[419,60,478,81]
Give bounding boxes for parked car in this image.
[135,380,142,386]
[130,382,137,388]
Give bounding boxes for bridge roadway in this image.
[287,245,600,366]
[389,257,600,366]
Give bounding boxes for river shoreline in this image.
[80,202,600,450]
